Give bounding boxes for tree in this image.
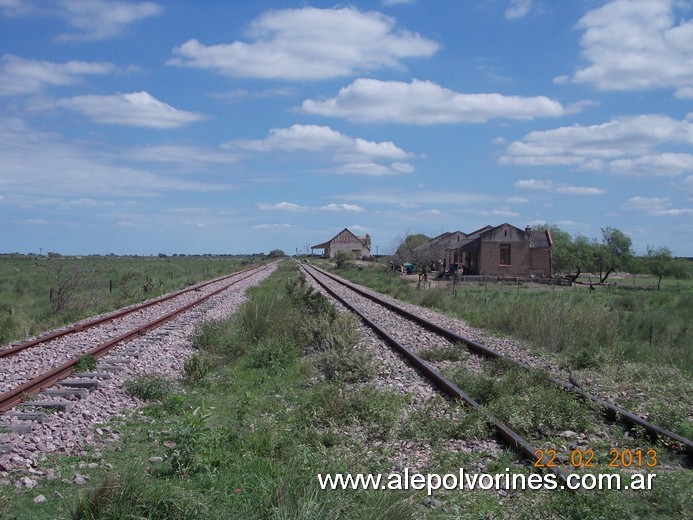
[393,233,430,266]
[268,249,286,258]
[643,246,688,290]
[596,227,633,283]
[538,225,573,274]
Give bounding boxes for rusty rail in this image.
[303,263,693,460]
[0,264,272,413]
[300,263,575,486]
[0,265,264,359]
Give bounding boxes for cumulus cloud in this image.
[169,6,438,80]
[501,115,693,175]
[55,91,206,128]
[226,124,414,176]
[567,0,693,92]
[301,79,567,124]
[0,54,115,96]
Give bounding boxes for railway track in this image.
[299,262,692,482]
[0,263,273,414]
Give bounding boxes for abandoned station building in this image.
[427,223,553,277]
[311,228,372,259]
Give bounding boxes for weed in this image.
[244,336,301,370]
[73,354,97,373]
[183,353,210,383]
[418,344,467,362]
[313,341,376,383]
[70,469,206,519]
[166,404,217,476]
[123,374,175,401]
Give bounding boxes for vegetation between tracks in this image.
[1,260,691,519]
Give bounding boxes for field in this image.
[0,258,691,519]
[0,254,263,346]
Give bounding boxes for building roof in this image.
[311,228,370,250]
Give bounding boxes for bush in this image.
[244,336,301,370]
[183,353,211,383]
[314,342,375,383]
[124,374,175,401]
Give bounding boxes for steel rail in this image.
[0,264,273,413]
[300,263,575,487]
[307,263,693,459]
[0,264,267,359]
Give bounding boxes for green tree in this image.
[596,227,633,283]
[393,233,430,266]
[268,249,286,258]
[643,246,689,290]
[539,225,573,274]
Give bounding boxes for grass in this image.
[0,254,261,345]
[1,259,691,519]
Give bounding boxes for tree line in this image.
[545,225,689,289]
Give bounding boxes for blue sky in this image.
[1,0,691,257]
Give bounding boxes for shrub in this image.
[183,353,211,383]
[314,342,375,383]
[166,404,218,476]
[124,374,175,401]
[244,336,301,370]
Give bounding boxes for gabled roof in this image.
[311,228,369,250]
[529,229,552,248]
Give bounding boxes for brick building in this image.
[445,223,553,277]
[311,228,372,259]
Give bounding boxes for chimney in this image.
[365,234,371,248]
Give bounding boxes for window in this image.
[500,244,511,265]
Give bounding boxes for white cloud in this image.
[257,201,366,213]
[554,185,605,195]
[169,6,438,80]
[320,204,365,212]
[568,0,693,92]
[608,153,693,176]
[258,202,307,212]
[55,0,163,42]
[514,179,553,190]
[0,0,163,41]
[301,79,567,124]
[56,91,206,128]
[675,86,693,99]
[131,144,238,168]
[0,118,230,201]
[501,115,693,175]
[505,0,533,20]
[227,124,414,176]
[621,196,692,216]
[0,54,115,96]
